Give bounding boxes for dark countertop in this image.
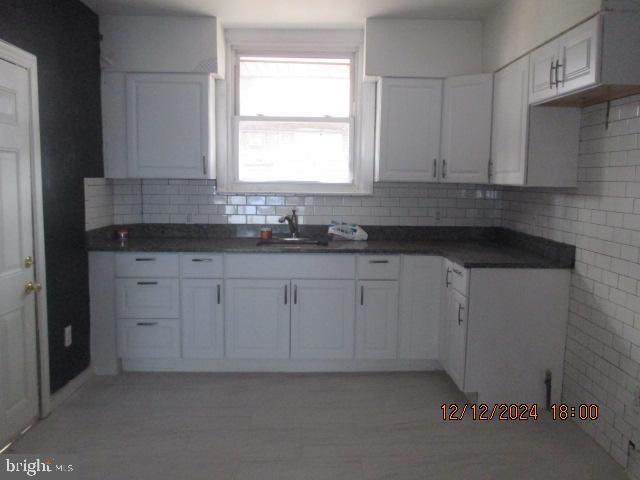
[86,225,575,269]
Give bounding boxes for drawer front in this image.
[225,254,356,279]
[181,253,224,278]
[357,255,400,280]
[118,319,180,359]
[116,278,180,318]
[116,253,179,278]
[446,261,468,296]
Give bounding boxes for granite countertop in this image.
[86,225,575,269]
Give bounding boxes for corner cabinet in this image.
[102,73,216,179]
[375,78,442,181]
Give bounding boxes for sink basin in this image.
[256,237,329,246]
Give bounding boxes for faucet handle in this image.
[278,216,287,223]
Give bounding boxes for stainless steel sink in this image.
[256,237,329,246]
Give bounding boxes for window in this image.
[219,30,374,195]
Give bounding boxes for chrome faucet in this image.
[279,209,300,238]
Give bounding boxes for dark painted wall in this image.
[0,0,103,392]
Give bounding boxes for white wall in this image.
[482,0,601,72]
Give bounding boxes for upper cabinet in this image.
[441,74,493,184]
[529,13,640,107]
[100,16,225,76]
[491,57,581,187]
[103,73,216,179]
[375,78,442,182]
[364,18,483,78]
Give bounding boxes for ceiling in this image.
[81,0,501,27]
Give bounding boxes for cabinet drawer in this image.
[181,253,223,278]
[118,319,180,359]
[225,254,355,279]
[357,256,400,280]
[116,253,179,278]
[116,278,180,318]
[445,261,468,296]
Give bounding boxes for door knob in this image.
[25,281,42,294]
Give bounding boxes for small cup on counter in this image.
[260,227,273,240]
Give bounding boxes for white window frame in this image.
[216,29,375,195]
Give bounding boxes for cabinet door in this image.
[118,319,180,359]
[441,74,493,184]
[224,279,290,359]
[528,40,559,104]
[126,74,213,179]
[398,256,442,360]
[116,278,180,319]
[182,279,224,359]
[491,56,529,185]
[291,280,355,359]
[376,78,442,182]
[445,288,468,391]
[356,281,399,359]
[557,16,600,96]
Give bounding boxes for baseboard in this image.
[45,366,94,416]
[121,358,441,372]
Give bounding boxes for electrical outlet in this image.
[64,325,72,348]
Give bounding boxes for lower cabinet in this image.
[356,280,399,359]
[182,279,224,359]
[117,319,180,359]
[224,278,291,359]
[442,286,468,391]
[291,279,355,359]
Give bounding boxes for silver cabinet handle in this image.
[360,285,364,306]
[217,284,221,304]
[369,260,389,264]
[487,159,492,181]
[555,59,563,86]
[442,159,447,178]
[191,258,213,262]
[432,159,437,178]
[135,258,156,262]
[294,284,298,304]
[549,60,556,88]
[137,322,158,326]
[458,304,464,325]
[445,268,452,287]
[284,284,288,305]
[202,155,206,175]
[137,281,158,285]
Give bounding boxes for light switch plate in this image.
[64,325,72,347]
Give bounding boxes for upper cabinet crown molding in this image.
[100,16,225,77]
[529,13,640,107]
[364,18,483,79]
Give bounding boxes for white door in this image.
[376,78,442,182]
[528,40,559,104]
[441,74,493,184]
[398,256,442,360]
[557,16,600,96]
[0,58,39,445]
[291,279,355,359]
[126,74,212,179]
[182,279,224,359]
[225,279,290,359]
[491,56,529,185]
[356,281,399,359]
[445,288,468,391]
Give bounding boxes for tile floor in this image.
[8,372,628,479]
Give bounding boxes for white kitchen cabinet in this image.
[290,280,355,359]
[224,279,290,359]
[124,73,215,179]
[398,256,441,360]
[116,278,180,319]
[443,286,468,391]
[182,279,224,359]
[375,78,442,182]
[356,281,399,359]
[440,74,493,184]
[528,39,560,105]
[556,16,599,97]
[117,319,180,359]
[491,56,581,187]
